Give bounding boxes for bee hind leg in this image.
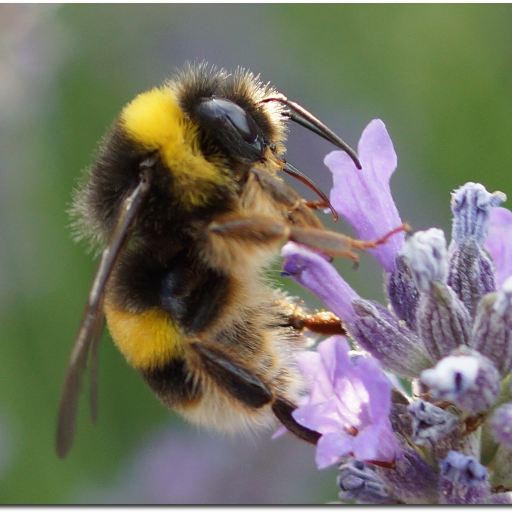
[189,341,320,445]
[190,342,273,409]
[272,397,320,445]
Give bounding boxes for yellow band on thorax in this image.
[120,87,228,207]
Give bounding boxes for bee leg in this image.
[209,215,408,265]
[272,397,320,445]
[289,223,410,263]
[287,309,347,336]
[189,342,273,409]
[208,215,359,261]
[208,216,288,245]
[189,342,321,445]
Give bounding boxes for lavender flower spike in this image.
[326,119,404,273]
[278,119,512,503]
[401,229,471,361]
[292,336,402,469]
[448,183,504,316]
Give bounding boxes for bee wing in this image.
[56,172,151,458]
[56,301,105,458]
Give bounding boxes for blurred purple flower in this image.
[484,206,512,288]
[291,336,401,470]
[71,425,333,505]
[326,119,405,272]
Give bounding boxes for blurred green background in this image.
[1,3,512,504]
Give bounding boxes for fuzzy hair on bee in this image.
[56,62,392,459]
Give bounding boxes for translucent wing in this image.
[56,172,151,458]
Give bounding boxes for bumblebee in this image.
[56,62,382,459]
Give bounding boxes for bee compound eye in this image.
[198,98,259,144]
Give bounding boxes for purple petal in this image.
[292,398,343,434]
[292,336,401,468]
[356,357,392,418]
[358,119,397,182]
[326,119,404,272]
[294,350,335,403]
[484,206,512,288]
[353,420,400,463]
[316,432,354,470]
[351,423,385,461]
[281,242,359,323]
[318,335,352,382]
[294,350,322,383]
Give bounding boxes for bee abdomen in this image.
[141,357,203,407]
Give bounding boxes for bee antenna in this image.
[262,93,362,170]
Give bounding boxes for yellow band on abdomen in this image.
[104,304,183,370]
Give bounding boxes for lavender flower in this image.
[292,336,401,470]
[327,119,405,272]
[281,119,512,504]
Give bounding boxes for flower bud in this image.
[337,459,396,504]
[349,299,432,379]
[401,228,448,293]
[407,400,459,446]
[386,254,420,332]
[416,282,471,362]
[447,238,496,317]
[420,348,500,414]
[487,403,512,450]
[438,450,489,504]
[471,276,512,377]
[450,182,506,246]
